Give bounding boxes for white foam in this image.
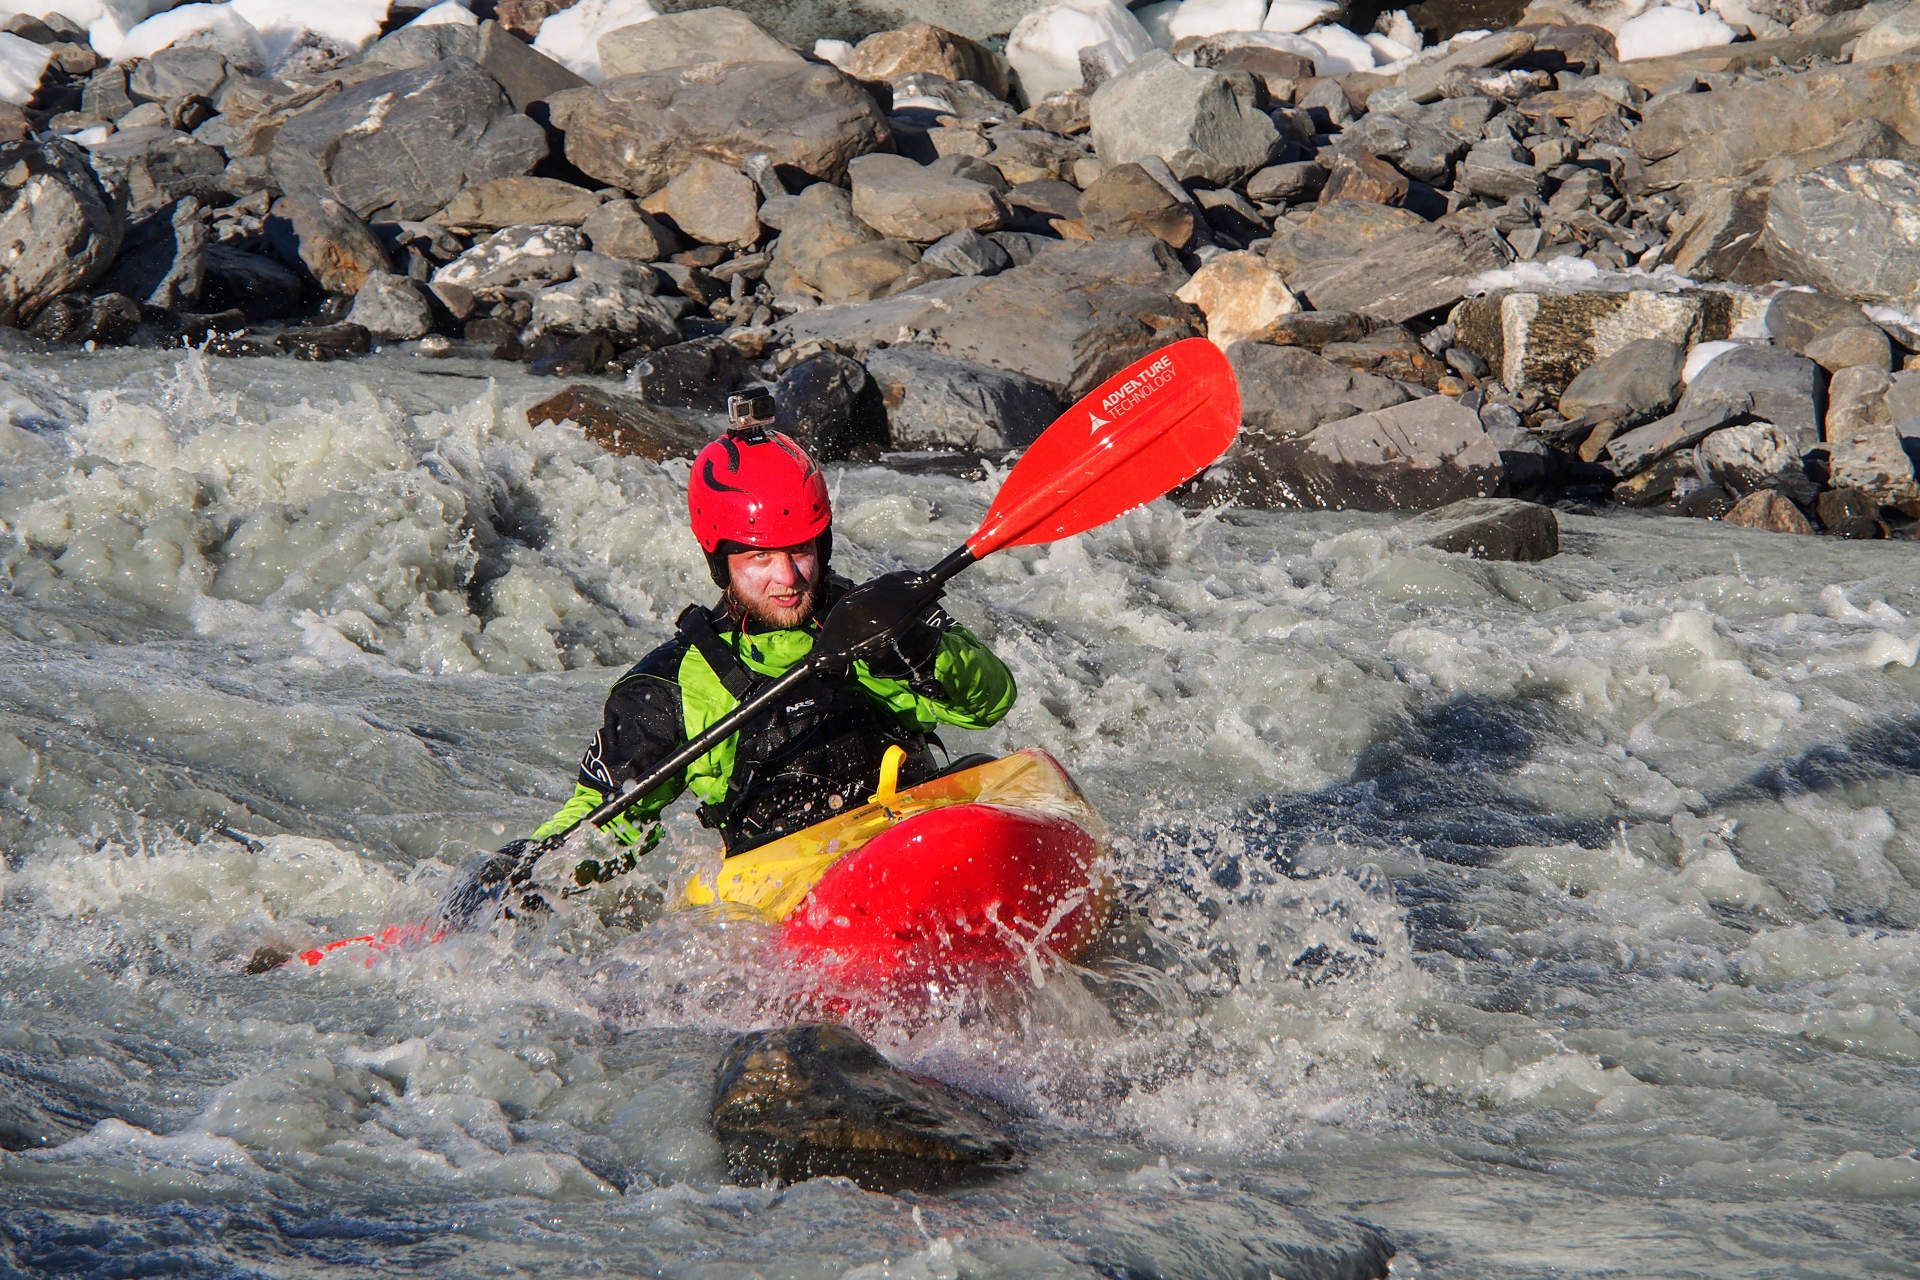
[0,30,51,104]
[1006,0,1156,104]
[1615,3,1737,61]
[530,0,660,81]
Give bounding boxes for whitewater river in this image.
[1,343,1915,1279]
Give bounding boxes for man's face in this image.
[726,540,821,628]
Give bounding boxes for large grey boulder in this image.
[0,139,125,326]
[646,157,761,246]
[104,195,205,311]
[553,60,890,199]
[774,237,1199,398]
[1266,200,1425,278]
[848,152,1008,241]
[264,195,391,296]
[1558,337,1686,420]
[1088,52,1279,187]
[711,1023,1019,1193]
[598,8,801,78]
[864,345,1062,451]
[1854,5,1920,62]
[1078,162,1199,249]
[1765,161,1920,307]
[1292,221,1508,325]
[128,46,229,102]
[1192,394,1505,511]
[85,127,227,215]
[270,58,547,222]
[362,21,585,114]
[1824,365,1920,509]
[1228,341,1414,438]
[1659,185,1774,286]
[1764,288,1869,355]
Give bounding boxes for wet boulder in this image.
[1391,497,1560,562]
[710,1023,1020,1193]
[1764,161,1920,308]
[27,292,140,346]
[1194,392,1503,511]
[553,60,890,199]
[1089,52,1279,187]
[0,139,127,327]
[865,344,1062,451]
[1693,422,1816,505]
[526,384,711,459]
[774,351,889,460]
[627,336,752,412]
[270,58,548,222]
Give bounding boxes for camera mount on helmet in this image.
[726,386,777,436]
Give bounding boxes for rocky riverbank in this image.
[5,0,1920,538]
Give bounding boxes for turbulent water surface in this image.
[2,346,1916,1279]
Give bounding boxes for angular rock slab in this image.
[1193,394,1504,512]
[0,138,125,326]
[1390,497,1560,562]
[711,1022,1021,1193]
[526,384,711,459]
[1292,222,1507,325]
[554,60,890,199]
[1765,161,1920,308]
[1558,337,1686,420]
[1177,251,1301,351]
[1089,51,1279,187]
[1226,341,1414,439]
[865,344,1062,451]
[1724,489,1814,534]
[270,57,546,223]
[264,195,391,297]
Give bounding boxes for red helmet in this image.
[688,422,831,555]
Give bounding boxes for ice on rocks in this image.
[1168,0,1270,42]
[408,2,477,27]
[1614,4,1736,62]
[113,3,266,65]
[1300,23,1378,73]
[0,33,53,107]
[1263,0,1340,33]
[530,0,659,81]
[1006,0,1156,106]
[112,0,395,71]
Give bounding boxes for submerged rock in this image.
[525,384,710,459]
[710,1022,1021,1193]
[1392,497,1561,562]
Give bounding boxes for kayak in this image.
[682,748,1112,996]
[274,749,1112,996]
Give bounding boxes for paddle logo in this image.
[1096,352,1178,431]
[1087,411,1110,433]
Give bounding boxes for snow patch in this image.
[1007,0,1156,105]
[1615,3,1737,61]
[1262,0,1340,34]
[530,0,661,82]
[407,0,476,27]
[0,31,53,106]
[1299,22,1376,73]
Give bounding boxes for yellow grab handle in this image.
[868,744,908,807]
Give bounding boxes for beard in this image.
[729,571,820,630]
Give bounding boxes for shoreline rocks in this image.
[2,1,1918,537]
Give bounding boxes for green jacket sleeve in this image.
[856,624,1017,730]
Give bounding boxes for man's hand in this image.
[816,570,947,667]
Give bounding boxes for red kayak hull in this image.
[775,800,1108,996]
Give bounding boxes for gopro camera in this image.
[727,387,777,429]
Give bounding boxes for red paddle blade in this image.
[965,337,1240,557]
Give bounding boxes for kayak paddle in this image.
[279,336,1241,960]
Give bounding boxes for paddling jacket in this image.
[532,578,1016,879]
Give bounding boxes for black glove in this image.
[830,570,953,682]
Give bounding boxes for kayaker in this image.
[531,386,1018,886]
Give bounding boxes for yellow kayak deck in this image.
[680,748,1104,922]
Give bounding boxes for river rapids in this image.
[1,346,1915,1278]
